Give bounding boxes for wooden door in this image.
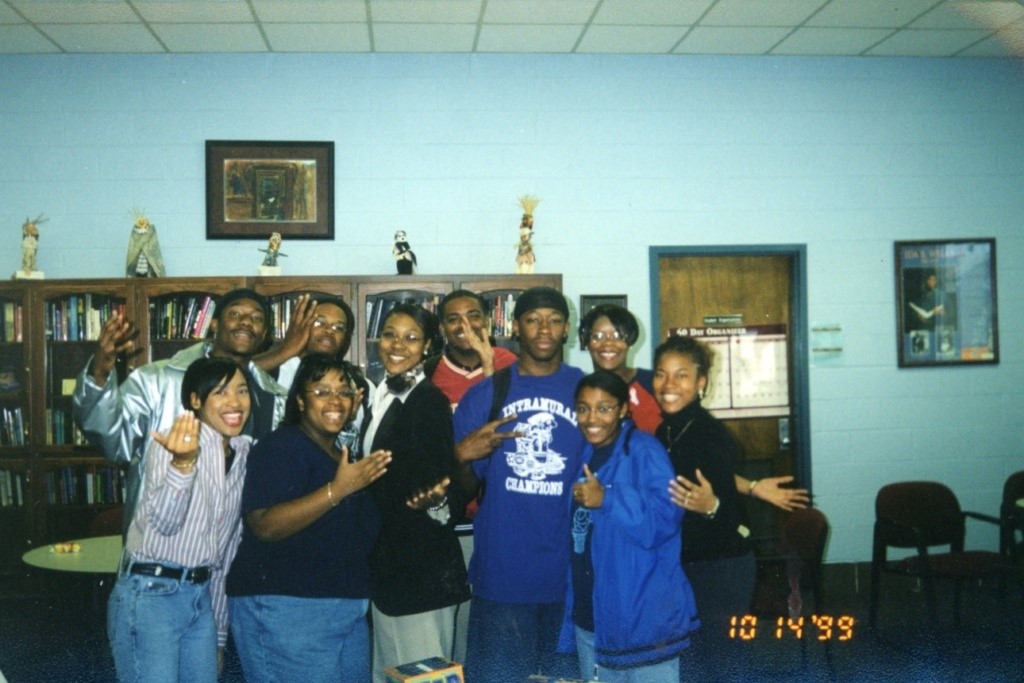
[652,247,809,538]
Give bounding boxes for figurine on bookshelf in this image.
[258,232,287,276]
[15,213,46,279]
[393,230,417,275]
[515,195,538,274]
[125,209,166,278]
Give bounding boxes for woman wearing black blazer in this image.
[362,303,469,683]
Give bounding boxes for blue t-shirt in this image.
[453,362,585,604]
[226,425,382,599]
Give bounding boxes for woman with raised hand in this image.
[227,353,391,683]
[363,303,470,682]
[108,357,253,683]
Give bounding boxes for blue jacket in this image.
[559,422,700,669]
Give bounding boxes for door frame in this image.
[648,244,811,497]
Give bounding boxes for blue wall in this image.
[2,53,1022,562]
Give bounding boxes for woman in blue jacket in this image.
[563,370,699,682]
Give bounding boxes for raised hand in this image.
[572,464,604,509]
[333,447,391,499]
[91,313,140,385]
[152,412,200,465]
[276,293,317,360]
[751,475,810,511]
[455,414,523,463]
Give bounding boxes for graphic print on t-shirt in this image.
[499,397,577,496]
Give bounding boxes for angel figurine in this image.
[515,195,539,274]
[125,209,166,277]
[393,230,417,275]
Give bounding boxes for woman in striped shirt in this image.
[107,357,252,683]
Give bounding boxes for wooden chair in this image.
[869,481,1003,629]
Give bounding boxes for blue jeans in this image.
[107,573,217,683]
[575,626,679,683]
[464,596,580,683]
[230,594,370,683]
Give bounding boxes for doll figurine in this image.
[19,214,46,275]
[259,232,287,271]
[515,195,539,274]
[393,230,417,275]
[125,210,166,277]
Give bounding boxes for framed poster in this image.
[579,294,628,317]
[206,140,334,240]
[895,239,998,367]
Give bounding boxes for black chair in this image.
[999,471,1024,563]
[869,481,1003,629]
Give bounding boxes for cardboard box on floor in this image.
[384,657,463,683]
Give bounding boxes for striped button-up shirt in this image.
[124,422,250,647]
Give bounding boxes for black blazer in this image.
[366,379,470,616]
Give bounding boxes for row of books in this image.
[45,295,126,342]
[0,468,24,507]
[1,301,23,343]
[43,465,126,505]
[485,294,518,338]
[46,409,87,446]
[364,294,443,339]
[0,407,26,446]
[149,295,217,341]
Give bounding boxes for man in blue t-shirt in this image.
[453,287,584,682]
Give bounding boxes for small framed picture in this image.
[579,294,628,317]
[206,140,334,240]
[894,238,998,367]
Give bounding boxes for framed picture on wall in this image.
[579,294,628,317]
[205,140,334,240]
[894,238,998,367]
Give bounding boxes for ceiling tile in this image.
[264,22,370,51]
[372,22,476,51]
[702,0,828,27]
[252,0,367,23]
[578,24,688,53]
[477,24,582,52]
[0,25,60,52]
[675,26,792,53]
[0,5,26,23]
[773,27,895,54]
[942,1,1024,30]
[485,0,599,24]
[134,0,253,23]
[867,27,990,54]
[592,0,712,25]
[154,23,267,52]
[957,20,1024,54]
[39,23,164,52]
[807,0,945,28]
[8,0,137,23]
[370,0,482,23]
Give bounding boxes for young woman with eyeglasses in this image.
[226,353,392,682]
[362,303,471,683]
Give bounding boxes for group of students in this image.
[72,284,807,683]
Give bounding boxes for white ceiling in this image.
[1,0,1023,58]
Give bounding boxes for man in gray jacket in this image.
[73,288,288,530]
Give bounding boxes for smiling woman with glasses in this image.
[362,303,470,683]
[226,353,392,682]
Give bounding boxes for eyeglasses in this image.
[312,318,347,334]
[576,403,622,417]
[307,387,358,400]
[380,330,424,345]
[589,330,624,343]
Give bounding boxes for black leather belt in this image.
[127,562,211,584]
